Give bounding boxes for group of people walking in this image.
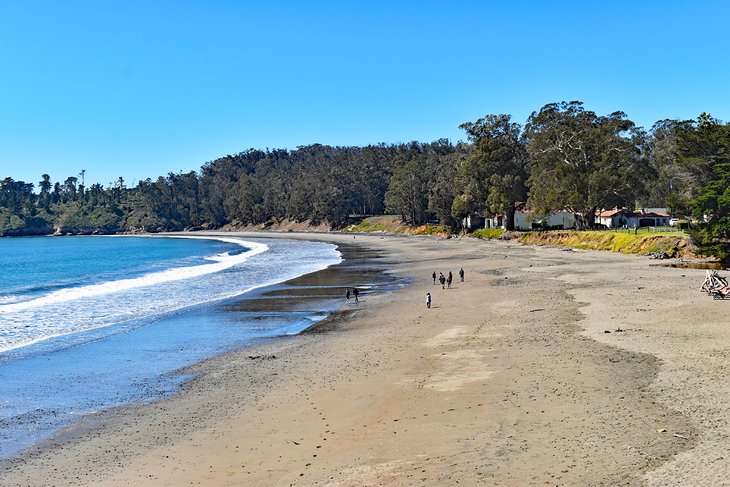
[343,267,464,310]
[426,267,464,308]
[431,268,464,289]
[433,271,450,289]
[345,287,359,303]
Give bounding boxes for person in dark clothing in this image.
[346,289,350,302]
[459,267,464,282]
[353,288,359,303]
[439,272,446,289]
[432,271,436,285]
[447,272,453,288]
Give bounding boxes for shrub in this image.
[471,228,505,239]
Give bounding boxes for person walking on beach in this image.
[439,272,446,289]
[447,271,453,288]
[426,292,432,308]
[353,288,359,303]
[346,289,350,302]
[459,267,464,282]
[432,271,436,285]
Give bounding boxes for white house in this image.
[462,214,486,230]
[597,208,628,228]
[513,206,576,230]
[485,215,505,229]
[597,208,670,228]
[481,206,576,231]
[625,211,670,228]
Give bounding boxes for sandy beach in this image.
[2,232,728,486]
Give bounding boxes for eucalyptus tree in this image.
[384,156,430,225]
[200,149,269,226]
[384,141,457,226]
[525,101,642,229]
[640,119,694,213]
[170,171,202,227]
[135,172,200,230]
[348,144,395,216]
[457,114,528,230]
[311,161,357,227]
[428,148,464,228]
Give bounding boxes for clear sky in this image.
[2,0,729,187]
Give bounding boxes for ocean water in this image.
[0,235,342,459]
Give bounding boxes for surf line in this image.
[0,236,268,315]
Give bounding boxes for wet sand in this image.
[2,232,728,486]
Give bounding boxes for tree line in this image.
[1,101,729,261]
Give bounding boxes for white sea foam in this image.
[0,236,267,314]
[0,236,341,354]
[0,295,20,305]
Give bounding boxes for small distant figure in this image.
[432,271,436,285]
[439,272,446,289]
[353,288,359,303]
[447,271,453,288]
[459,267,464,282]
[346,289,351,302]
[426,292,432,308]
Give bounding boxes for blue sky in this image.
[1,0,729,187]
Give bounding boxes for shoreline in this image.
[2,232,728,485]
[0,236,396,463]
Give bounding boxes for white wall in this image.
[514,211,576,230]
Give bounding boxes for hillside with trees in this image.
[2,101,729,262]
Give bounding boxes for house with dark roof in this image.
[597,208,670,228]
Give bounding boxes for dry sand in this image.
[2,232,728,486]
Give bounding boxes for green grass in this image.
[343,217,451,236]
[518,230,692,257]
[343,220,390,233]
[470,228,505,239]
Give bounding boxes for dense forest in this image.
[2,101,729,261]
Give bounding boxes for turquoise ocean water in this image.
[0,235,341,459]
